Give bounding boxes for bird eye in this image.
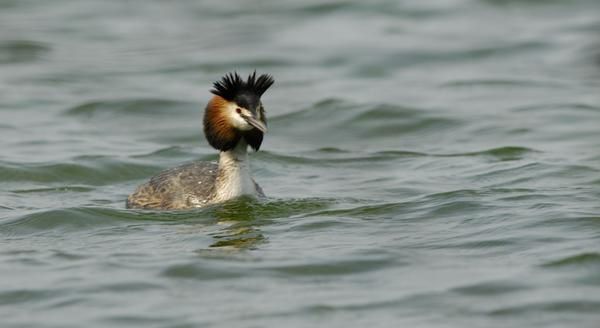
[236,108,242,114]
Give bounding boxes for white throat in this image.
[213,140,257,202]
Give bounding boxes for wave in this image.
[257,146,537,167]
[0,40,50,64]
[0,197,338,237]
[451,280,528,296]
[0,159,161,184]
[0,205,221,237]
[0,289,53,306]
[0,207,129,236]
[442,78,566,89]
[152,58,292,75]
[349,40,550,77]
[161,262,247,280]
[488,300,600,316]
[511,102,600,113]
[542,253,600,268]
[273,100,460,133]
[63,98,196,118]
[262,257,392,277]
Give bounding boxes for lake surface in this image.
[1,0,600,327]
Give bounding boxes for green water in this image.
[1,0,600,327]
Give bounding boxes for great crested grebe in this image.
[126,71,274,209]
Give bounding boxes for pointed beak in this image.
[242,113,267,133]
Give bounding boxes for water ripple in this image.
[258,146,536,166]
[0,40,50,64]
[542,253,600,268]
[64,98,195,118]
[451,280,528,296]
[0,289,53,306]
[488,300,600,316]
[0,207,130,236]
[264,257,392,277]
[0,159,161,184]
[161,263,246,280]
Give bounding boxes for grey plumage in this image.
[126,161,264,210]
[127,161,218,209]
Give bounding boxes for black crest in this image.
[211,71,274,101]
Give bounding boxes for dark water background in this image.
[1,0,600,327]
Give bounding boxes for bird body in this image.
[127,72,273,210]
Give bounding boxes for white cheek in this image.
[226,104,253,131]
[232,115,253,131]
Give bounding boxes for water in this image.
[1,0,600,327]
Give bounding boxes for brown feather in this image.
[203,96,240,151]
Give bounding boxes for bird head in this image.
[203,71,274,152]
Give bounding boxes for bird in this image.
[126,71,274,210]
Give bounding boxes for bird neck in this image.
[213,140,256,202]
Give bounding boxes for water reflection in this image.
[205,197,270,250]
[201,197,333,250]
